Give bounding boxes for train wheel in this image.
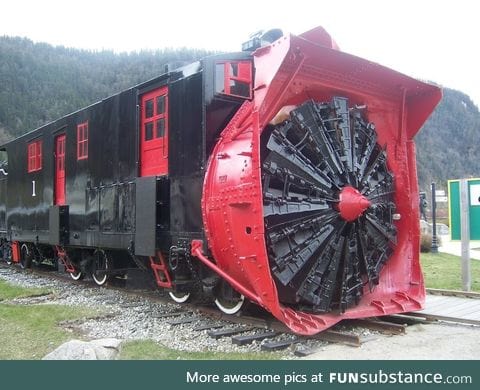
[215,282,247,314]
[92,249,110,286]
[20,244,32,269]
[168,291,191,303]
[214,294,246,315]
[70,270,83,281]
[213,280,247,315]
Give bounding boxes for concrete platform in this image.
[438,234,480,260]
[416,294,480,324]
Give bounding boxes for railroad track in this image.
[406,289,480,327]
[426,288,480,299]
[2,263,475,357]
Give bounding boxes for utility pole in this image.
[459,179,471,291]
[431,182,438,253]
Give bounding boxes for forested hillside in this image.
[414,89,480,191]
[1,36,479,191]
[0,36,212,140]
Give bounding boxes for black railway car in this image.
[0,52,249,282]
[0,27,441,334]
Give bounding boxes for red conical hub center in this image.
[338,186,371,222]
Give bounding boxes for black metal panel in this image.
[117,182,135,232]
[168,73,203,176]
[135,176,157,256]
[100,186,116,232]
[169,175,203,235]
[4,127,52,243]
[49,205,69,245]
[85,187,99,231]
[166,72,205,239]
[0,175,6,232]
[3,85,139,249]
[205,99,241,159]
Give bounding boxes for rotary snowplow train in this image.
[0,27,441,334]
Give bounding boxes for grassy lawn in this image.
[420,252,480,292]
[0,304,97,359]
[0,279,279,360]
[0,279,96,359]
[119,340,281,360]
[0,279,51,301]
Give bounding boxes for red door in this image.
[140,87,168,176]
[54,134,66,205]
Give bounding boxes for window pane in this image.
[230,62,238,77]
[37,145,42,169]
[77,123,88,159]
[28,141,43,171]
[145,99,154,118]
[156,119,165,138]
[156,95,165,114]
[215,63,225,94]
[230,80,250,98]
[145,122,153,141]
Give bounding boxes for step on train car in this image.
[0,27,441,334]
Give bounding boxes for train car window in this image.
[27,139,42,172]
[215,60,252,99]
[145,122,154,141]
[142,90,168,141]
[77,121,89,160]
[156,119,165,138]
[145,99,154,118]
[156,95,165,114]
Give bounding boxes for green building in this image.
[448,178,480,240]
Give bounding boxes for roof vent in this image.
[242,28,283,52]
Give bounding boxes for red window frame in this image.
[27,139,42,172]
[77,121,88,160]
[216,61,252,99]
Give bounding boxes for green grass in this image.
[420,252,480,292]
[0,278,97,359]
[119,340,282,360]
[0,279,52,301]
[0,303,97,359]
